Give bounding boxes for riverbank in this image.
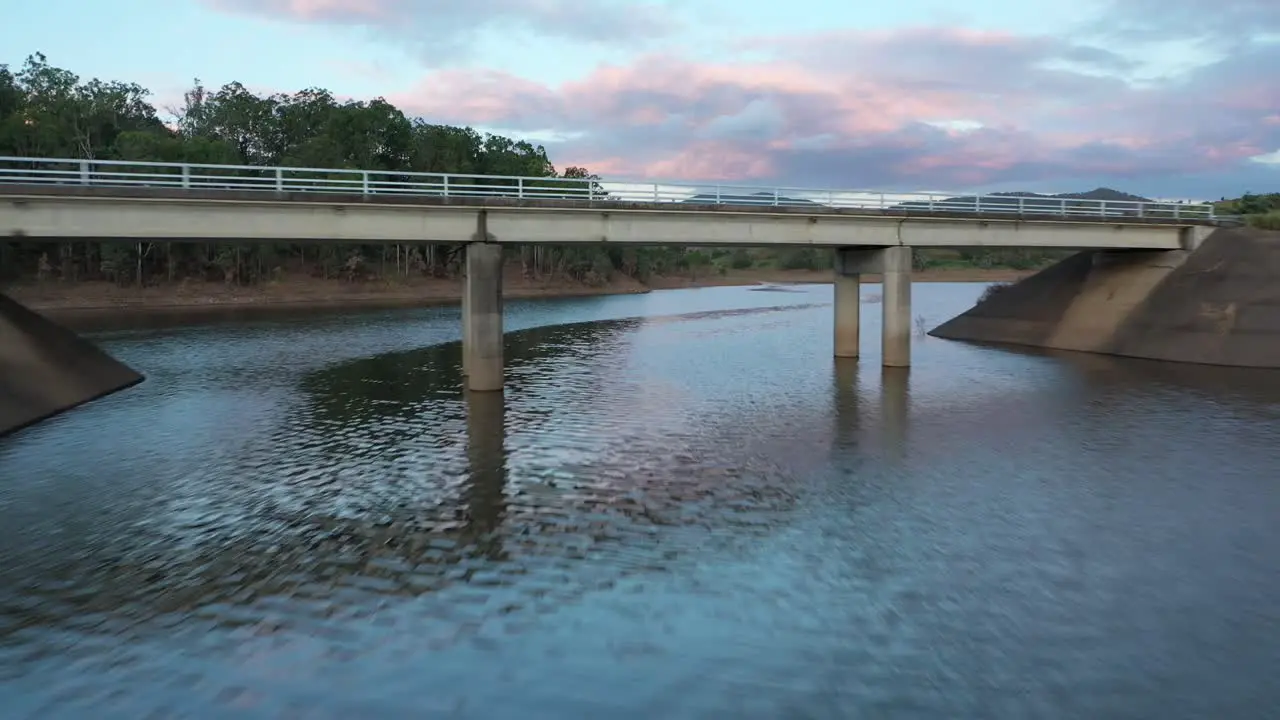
[6,267,1031,319]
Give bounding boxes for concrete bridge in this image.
[0,157,1220,416]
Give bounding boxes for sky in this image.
[3,0,1278,199]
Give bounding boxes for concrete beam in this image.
[464,242,504,392]
[2,195,480,244]
[1,194,1193,250]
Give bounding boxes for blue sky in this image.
[4,0,1278,198]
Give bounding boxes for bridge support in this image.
[835,246,913,367]
[834,265,861,358]
[0,292,143,437]
[464,242,504,391]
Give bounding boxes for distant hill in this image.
[893,186,1209,219]
[1049,188,1151,202]
[677,186,1210,219]
[682,191,820,206]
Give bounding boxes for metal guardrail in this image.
[0,156,1218,220]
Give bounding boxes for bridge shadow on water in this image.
[959,340,1280,408]
[0,306,871,654]
[4,310,1271,654]
[832,359,911,464]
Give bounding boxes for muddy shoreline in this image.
[6,268,1030,328]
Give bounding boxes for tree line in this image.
[5,53,1245,288]
[0,53,712,286]
[1216,193,1280,230]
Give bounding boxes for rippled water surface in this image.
[2,284,1280,719]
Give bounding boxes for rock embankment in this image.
[0,293,142,437]
[929,227,1280,367]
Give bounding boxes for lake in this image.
[1,283,1279,719]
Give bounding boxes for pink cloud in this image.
[202,0,1280,196]
[202,0,674,64]
[379,19,1280,196]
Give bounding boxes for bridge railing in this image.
[0,156,1218,220]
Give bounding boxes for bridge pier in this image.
[833,268,861,358]
[464,242,504,391]
[834,247,913,367]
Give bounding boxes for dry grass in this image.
[1250,211,1280,231]
[978,282,1013,304]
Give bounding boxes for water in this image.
[2,283,1279,719]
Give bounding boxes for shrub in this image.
[1249,211,1280,231]
[978,282,1012,304]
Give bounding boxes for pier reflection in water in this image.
[0,283,1278,718]
[464,389,508,542]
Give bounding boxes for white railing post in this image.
[588,182,594,201]
[653,183,659,202]
[975,196,982,213]
[79,160,90,185]
[442,175,450,197]
[1018,197,1025,214]
[1059,198,1066,215]
[715,186,721,203]
[517,177,524,198]
[361,171,369,195]
[773,189,780,206]
[180,165,191,189]
[1174,204,1181,220]
[878,192,885,209]
[1137,202,1144,218]
[275,167,283,192]
[1100,201,1107,217]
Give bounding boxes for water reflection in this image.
[832,358,860,450]
[1062,350,1280,407]
[2,285,1280,718]
[880,367,910,463]
[464,389,507,543]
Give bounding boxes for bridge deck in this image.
[0,183,1220,227]
[1,184,1215,250]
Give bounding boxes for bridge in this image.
[0,156,1220,409]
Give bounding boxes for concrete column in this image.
[833,251,861,358]
[464,242,504,391]
[460,274,471,377]
[881,246,912,368]
[1180,225,1213,252]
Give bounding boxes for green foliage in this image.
[1215,193,1280,230]
[774,248,829,270]
[5,52,1263,288]
[1250,211,1280,230]
[0,52,652,284]
[977,282,1012,304]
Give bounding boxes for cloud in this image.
[1091,0,1280,40]
[202,0,674,64]
[385,23,1279,197]
[201,0,1280,196]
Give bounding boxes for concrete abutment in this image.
[0,292,144,437]
[929,227,1280,368]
